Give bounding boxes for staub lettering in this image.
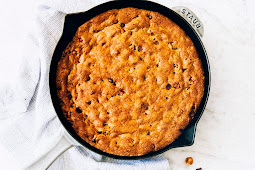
[181,8,186,14]
[173,6,203,36]
[180,8,201,29]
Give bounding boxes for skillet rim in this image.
[49,0,211,160]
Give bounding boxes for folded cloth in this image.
[0,0,170,169]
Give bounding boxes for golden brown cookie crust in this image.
[56,8,204,156]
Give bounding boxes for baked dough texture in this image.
[56,8,204,156]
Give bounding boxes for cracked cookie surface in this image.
[56,8,204,156]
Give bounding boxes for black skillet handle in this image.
[172,6,204,37]
[170,124,197,148]
[181,124,197,146]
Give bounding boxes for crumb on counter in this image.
[185,157,193,165]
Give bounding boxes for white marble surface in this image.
[0,0,255,169]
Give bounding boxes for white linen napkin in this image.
[0,0,170,169]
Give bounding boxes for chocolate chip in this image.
[153,40,159,45]
[183,68,187,72]
[189,77,195,83]
[87,101,91,105]
[103,123,107,126]
[174,83,181,89]
[67,93,72,100]
[152,144,155,149]
[120,23,125,27]
[76,108,82,113]
[141,103,149,110]
[166,97,168,99]
[150,124,152,126]
[107,112,109,114]
[120,89,125,95]
[138,45,143,52]
[102,42,106,46]
[97,131,102,134]
[86,76,90,82]
[130,31,133,35]
[147,14,152,19]
[114,20,118,24]
[108,78,113,83]
[166,84,171,90]
[142,75,146,80]
[147,132,150,135]
[151,32,154,36]
[189,104,196,118]
[92,139,96,143]
[78,38,83,42]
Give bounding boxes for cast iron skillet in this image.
[49,0,210,160]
